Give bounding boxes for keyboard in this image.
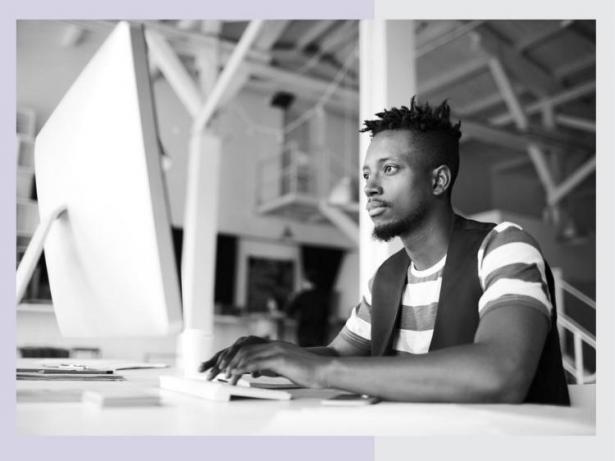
[159,374,293,401]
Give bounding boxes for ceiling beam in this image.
[416,20,484,58]
[200,21,222,35]
[77,20,271,64]
[194,20,264,131]
[468,74,593,153]
[248,61,359,108]
[472,25,562,97]
[567,21,596,48]
[491,155,532,173]
[488,57,528,130]
[318,21,357,55]
[548,156,596,206]
[73,19,359,110]
[418,56,489,95]
[295,20,336,49]
[218,66,251,106]
[457,58,594,118]
[527,143,557,197]
[483,55,593,211]
[271,49,358,87]
[461,120,587,154]
[462,121,531,151]
[514,20,571,52]
[245,79,357,117]
[415,21,458,48]
[338,40,359,64]
[553,55,595,80]
[254,20,290,51]
[177,20,199,30]
[145,29,202,118]
[462,120,529,149]
[555,114,595,132]
[489,80,595,126]
[455,84,527,116]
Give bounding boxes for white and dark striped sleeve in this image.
[336,276,373,353]
[477,222,552,324]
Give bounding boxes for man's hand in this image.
[200,336,333,388]
[199,336,270,380]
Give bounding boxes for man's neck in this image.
[400,206,455,270]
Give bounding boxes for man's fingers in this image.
[217,346,237,372]
[230,372,243,386]
[226,345,283,380]
[199,337,270,380]
[199,350,224,373]
[217,338,251,370]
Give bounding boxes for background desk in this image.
[16,367,595,436]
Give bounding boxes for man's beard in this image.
[372,206,428,242]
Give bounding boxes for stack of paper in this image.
[17,367,124,381]
[82,389,161,407]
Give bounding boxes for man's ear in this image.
[431,165,452,196]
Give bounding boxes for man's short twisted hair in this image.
[361,97,462,193]
[360,97,461,138]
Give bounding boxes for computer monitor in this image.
[23,22,183,337]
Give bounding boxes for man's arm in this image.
[199,328,367,380]
[306,332,372,357]
[220,304,549,401]
[318,304,549,402]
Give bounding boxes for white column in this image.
[358,20,416,294]
[177,132,221,374]
[176,32,221,375]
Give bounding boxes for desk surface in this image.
[16,365,595,436]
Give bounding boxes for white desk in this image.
[16,366,595,436]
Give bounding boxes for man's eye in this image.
[383,165,399,174]
[362,172,369,180]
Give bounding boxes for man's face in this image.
[362,130,433,241]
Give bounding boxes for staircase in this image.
[553,270,596,384]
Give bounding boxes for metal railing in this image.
[553,268,596,384]
[256,139,357,208]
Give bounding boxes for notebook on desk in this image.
[159,374,293,401]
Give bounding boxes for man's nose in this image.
[364,175,382,197]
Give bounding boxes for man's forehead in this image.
[365,130,419,160]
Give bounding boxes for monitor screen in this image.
[34,22,183,337]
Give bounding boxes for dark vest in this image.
[370,214,570,405]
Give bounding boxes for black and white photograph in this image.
[16,18,597,437]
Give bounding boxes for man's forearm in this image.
[320,343,528,403]
[305,346,340,357]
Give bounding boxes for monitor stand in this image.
[16,205,67,303]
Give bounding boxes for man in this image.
[285,271,331,347]
[201,98,570,404]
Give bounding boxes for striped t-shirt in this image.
[338,222,552,355]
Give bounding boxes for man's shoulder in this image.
[477,221,548,270]
[456,214,497,233]
[480,221,542,250]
